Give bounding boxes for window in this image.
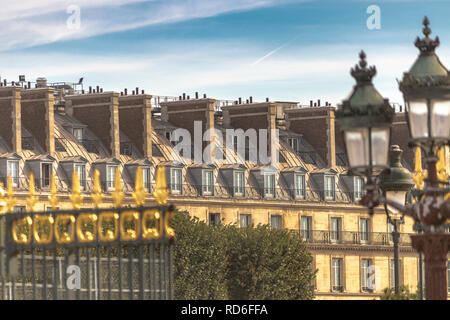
[209,213,220,226]
[324,176,335,200]
[74,164,86,190]
[360,218,370,243]
[361,259,373,292]
[354,176,364,201]
[264,174,275,197]
[388,221,395,244]
[288,137,299,153]
[390,259,396,290]
[332,258,343,292]
[41,163,51,188]
[301,216,312,241]
[202,170,213,195]
[295,174,306,198]
[143,167,151,191]
[330,217,341,242]
[271,215,282,229]
[233,171,244,195]
[170,168,182,193]
[7,160,19,187]
[73,128,83,142]
[106,166,117,191]
[239,214,251,228]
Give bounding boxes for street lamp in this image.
[337,17,450,300]
[336,50,395,214]
[378,145,415,295]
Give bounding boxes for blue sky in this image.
[1,0,450,105]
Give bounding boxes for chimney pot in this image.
[318,99,320,106]
[82,89,85,94]
[266,97,269,102]
[310,100,313,107]
[132,90,135,95]
[314,103,317,107]
[238,97,242,104]
[195,92,199,99]
[124,88,128,95]
[187,95,190,100]
[96,85,100,93]
[136,87,139,95]
[183,93,186,100]
[249,96,253,103]
[203,94,207,98]
[89,86,92,93]
[100,88,103,93]
[141,89,145,94]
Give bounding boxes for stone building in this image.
[0,78,448,299]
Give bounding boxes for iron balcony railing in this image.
[289,230,413,246]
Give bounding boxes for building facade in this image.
[0,79,448,299]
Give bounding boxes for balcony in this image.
[289,230,413,247]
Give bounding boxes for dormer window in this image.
[170,168,182,194]
[7,160,19,187]
[264,173,275,197]
[73,128,83,142]
[202,170,213,195]
[295,174,306,199]
[233,171,244,196]
[106,165,117,191]
[325,175,335,200]
[288,137,299,153]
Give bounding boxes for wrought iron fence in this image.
[0,166,175,300]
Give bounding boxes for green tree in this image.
[170,211,228,299]
[225,225,316,300]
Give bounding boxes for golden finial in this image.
[69,171,83,210]
[132,167,147,207]
[111,167,124,208]
[412,147,427,190]
[91,169,104,208]
[0,182,6,213]
[436,146,449,183]
[6,176,17,213]
[48,173,59,209]
[153,166,169,205]
[26,173,38,212]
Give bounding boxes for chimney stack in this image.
[0,87,22,152]
[118,93,153,159]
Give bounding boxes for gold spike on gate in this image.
[132,167,146,207]
[153,166,169,205]
[6,176,17,213]
[48,173,59,209]
[112,167,124,208]
[69,171,83,209]
[26,173,38,212]
[91,169,104,208]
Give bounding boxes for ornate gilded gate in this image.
[0,167,175,300]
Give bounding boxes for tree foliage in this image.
[170,211,315,300]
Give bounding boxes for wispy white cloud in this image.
[3,42,447,105]
[0,0,298,51]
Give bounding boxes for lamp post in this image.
[378,145,415,294]
[336,17,450,300]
